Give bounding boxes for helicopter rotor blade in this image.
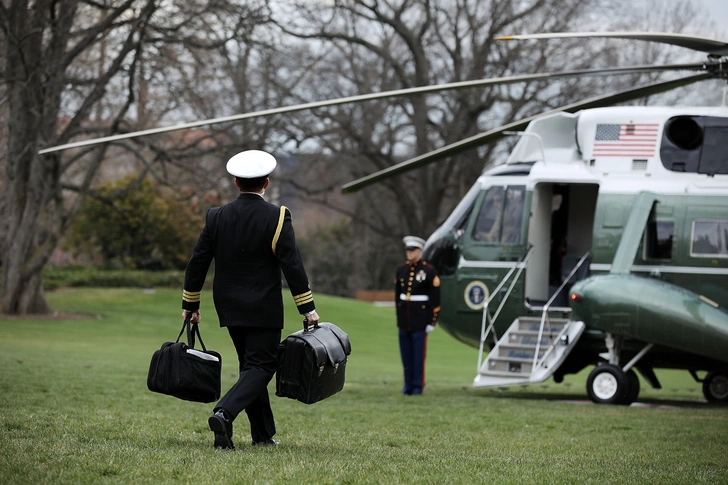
[39,63,706,155]
[496,32,728,57]
[340,72,711,194]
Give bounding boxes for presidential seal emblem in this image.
[464,280,489,310]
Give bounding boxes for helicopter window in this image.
[643,220,673,260]
[699,127,728,175]
[472,186,505,242]
[691,220,728,257]
[500,186,526,244]
[452,199,476,241]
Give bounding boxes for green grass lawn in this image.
[1,288,726,484]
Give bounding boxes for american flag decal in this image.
[593,123,659,157]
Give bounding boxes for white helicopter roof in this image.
[483,106,728,197]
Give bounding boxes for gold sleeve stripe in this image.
[293,291,312,303]
[272,206,288,255]
[183,292,201,302]
[295,296,314,306]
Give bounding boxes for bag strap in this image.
[191,322,208,351]
[175,314,207,351]
[175,316,190,343]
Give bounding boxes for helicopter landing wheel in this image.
[624,369,640,405]
[586,364,630,405]
[702,371,728,402]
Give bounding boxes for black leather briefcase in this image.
[147,316,222,403]
[276,322,351,405]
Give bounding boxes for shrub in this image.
[65,176,202,270]
[298,220,354,297]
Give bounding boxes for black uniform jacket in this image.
[394,259,441,332]
[182,192,315,328]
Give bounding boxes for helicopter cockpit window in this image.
[472,186,505,242]
[691,220,728,257]
[452,199,476,241]
[643,220,674,260]
[501,186,526,244]
[471,186,525,243]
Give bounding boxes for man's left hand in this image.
[426,324,435,333]
[304,310,320,327]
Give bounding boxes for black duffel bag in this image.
[147,315,222,403]
[276,321,351,404]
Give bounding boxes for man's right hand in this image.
[182,310,201,324]
[305,310,320,326]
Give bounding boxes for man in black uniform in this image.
[182,149,320,450]
[395,236,440,395]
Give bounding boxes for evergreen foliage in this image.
[65,176,202,270]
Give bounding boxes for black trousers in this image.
[215,326,281,442]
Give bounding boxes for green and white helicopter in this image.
[44,32,728,405]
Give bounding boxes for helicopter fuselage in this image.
[423,106,728,384]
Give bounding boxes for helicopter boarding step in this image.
[473,316,585,388]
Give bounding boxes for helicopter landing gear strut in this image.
[586,334,653,405]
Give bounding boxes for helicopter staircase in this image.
[473,249,590,388]
[473,316,585,387]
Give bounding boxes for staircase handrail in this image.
[531,251,591,374]
[477,246,533,372]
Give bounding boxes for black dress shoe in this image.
[252,438,280,447]
[208,410,235,450]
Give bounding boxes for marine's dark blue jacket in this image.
[394,259,441,332]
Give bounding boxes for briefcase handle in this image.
[303,318,319,332]
[176,315,208,351]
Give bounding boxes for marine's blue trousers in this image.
[399,329,427,395]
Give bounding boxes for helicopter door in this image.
[457,185,527,326]
[525,183,599,307]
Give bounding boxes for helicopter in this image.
[342,32,728,405]
[41,32,728,405]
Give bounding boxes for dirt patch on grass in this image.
[0,311,94,321]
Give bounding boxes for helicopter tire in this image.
[702,371,728,402]
[586,363,630,405]
[624,369,640,405]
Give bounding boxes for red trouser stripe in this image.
[421,334,427,388]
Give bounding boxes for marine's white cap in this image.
[402,236,426,250]
[226,150,277,178]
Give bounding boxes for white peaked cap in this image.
[402,236,426,250]
[226,150,277,178]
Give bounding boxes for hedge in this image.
[42,266,214,291]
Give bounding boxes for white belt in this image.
[400,294,429,302]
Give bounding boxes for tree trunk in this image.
[1,0,68,314]
[1,258,52,315]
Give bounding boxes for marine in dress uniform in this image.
[395,236,441,395]
[182,150,320,450]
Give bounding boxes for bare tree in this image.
[264,0,612,289]
[263,0,717,291]
[0,0,270,314]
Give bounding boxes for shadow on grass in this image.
[464,387,725,409]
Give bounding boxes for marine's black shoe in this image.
[208,410,235,450]
[252,438,280,447]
